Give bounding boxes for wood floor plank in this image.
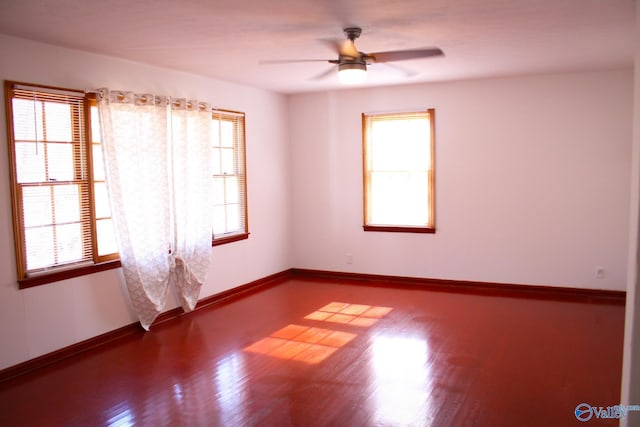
[0,278,626,426]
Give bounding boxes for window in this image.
[212,110,248,245]
[89,101,118,256]
[4,81,118,288]
[362,109,435,233]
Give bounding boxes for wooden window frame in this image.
[211,109,249,246]
[87,97,119,262]
[4,81,120,289]
[362,109,436,234]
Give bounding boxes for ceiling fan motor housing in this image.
[339,61,367,72]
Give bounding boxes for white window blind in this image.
[89,103,118,256]
[6,82,117,284]
[212,110,248,242]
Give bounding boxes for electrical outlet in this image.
[346,253,353,264]
[596,266,605,279]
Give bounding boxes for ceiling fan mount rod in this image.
[343,27,362,41]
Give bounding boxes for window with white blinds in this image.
[89,102,118,257]
[212,109,248,245]
[5,81,118,287]
[362,109,436,233]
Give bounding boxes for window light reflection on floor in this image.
[214,353,247,424]
[370,335,432,426]
[106,402,135,427]
[304,302,393,327]
[244,302,393,364]
[244,325,356,364]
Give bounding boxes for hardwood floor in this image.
[0,277,625,426]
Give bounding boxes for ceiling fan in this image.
[261,27,444,84]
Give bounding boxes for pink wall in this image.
[0,35,291,370]
[0,33,634,373]
[289,70,633,290]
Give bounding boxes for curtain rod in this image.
[86,89,245,115]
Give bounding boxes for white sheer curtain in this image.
[168,99,215,314]
[97,89,214,330]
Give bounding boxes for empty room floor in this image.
[0,276,625,426]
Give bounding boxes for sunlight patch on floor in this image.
[244,302,393,364]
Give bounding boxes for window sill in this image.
[18,259,122,289]
[18,231,251,288]
[212,232,250,246]
[363,225,436,234]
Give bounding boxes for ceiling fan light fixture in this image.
[338,62,367,84]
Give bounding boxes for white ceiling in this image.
[0,0,635,94]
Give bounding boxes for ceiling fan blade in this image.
[259,58,335,64]
[318,38,359,60]
[319,38,341,54]
[371,62,417,78]
[367,48,444,63]
[309,65,338,81]
[339,40,360,58]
